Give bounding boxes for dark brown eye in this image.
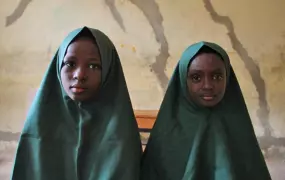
[213,74,224,81]
[89,63,102,70]
[191,74,201,82]
[64,61,76,68]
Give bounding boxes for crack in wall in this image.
[105,0,126,32]
[6,0,33,27]
[203,0,274,143]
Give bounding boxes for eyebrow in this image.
[64,56,101,62]
[189,69,203,73]
[212,68,224,73]
[189,68,224,73]
[87,57,101,62]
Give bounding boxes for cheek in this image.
[216,80,227,95]
[89,71,102,86]
[220,79,227,90]
[97,73,102,85]
[60,69,72,85]
[94,76,101,86]
[187,80,200,95]
[60,70,65,80]
[61,68,73,77]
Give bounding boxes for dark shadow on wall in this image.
[0,131,20,141]
[106,0,170,92]
[203,0,285,156]
[203,0,271,136]
[6,0,33,27]
[129,0,170,92]
[105,0,126,32]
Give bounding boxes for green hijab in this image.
[140,42,271,180]
[11,26,142,180]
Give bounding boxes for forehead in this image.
[67,37,98,50]
[64,38,101,64]
[189,53,225,71]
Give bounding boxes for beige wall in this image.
[0,0,285,179]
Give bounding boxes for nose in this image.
[73,67,87,82]
[203,76,213,90]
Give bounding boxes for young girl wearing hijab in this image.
[140,42,271,180]
[11,26,142,180]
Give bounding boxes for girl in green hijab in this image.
[11,26,142,180]
[140,42,271,180]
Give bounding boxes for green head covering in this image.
[141,41,271,180]
[11,26,142,180]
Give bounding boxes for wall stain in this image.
[0,131,20,141]
[6,0,33,27]
[129,0,170,91]
[105,0,126,32]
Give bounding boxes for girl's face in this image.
[187,52,227,107]
[61,37,102,102]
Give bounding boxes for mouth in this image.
[70,85,87,93]
[200,94,216,101]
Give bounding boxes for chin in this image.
[201,101,219,107]
[74,95,97,103]
[68,94,87,102]
[73,97,89,102]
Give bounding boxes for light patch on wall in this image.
[0,141,17,180]
[26,88,38,115]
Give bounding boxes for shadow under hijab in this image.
[11,27,142,180]
[140,42,271,180]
